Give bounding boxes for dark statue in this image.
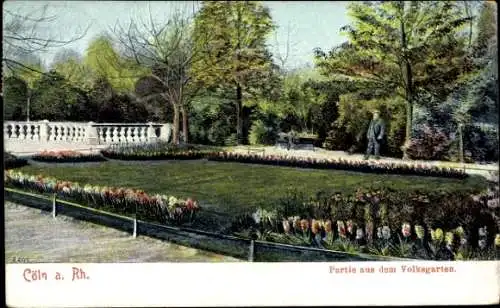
[364,110,385,160]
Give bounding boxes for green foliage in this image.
[192,1,279,143]
[84,36,148,92]
[189,93,237,145]
[248,119,277,145]
[30,70,81,120]
[324,95,406,157]
[3,76,28,120]
[315,1,474,154]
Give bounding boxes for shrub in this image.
[4,152,28,169]
[406,124,452,160]
[31,150,106,163]
[101,142,220,160]
[249,119,277,145]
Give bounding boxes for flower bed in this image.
[4,152,28,169]
[4,170,200,225]
[207,152,468,179]
[31,150,106,163]
[100,142,219,160]
[230,188,499,260]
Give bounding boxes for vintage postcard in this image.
[3,0,499,306]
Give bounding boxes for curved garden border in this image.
[206,152,468,179]
[4,188,405,262]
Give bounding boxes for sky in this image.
[3,1,351,70]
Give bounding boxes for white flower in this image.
[377,227,383,239]
[356,229,364,240]
[252,211,262,224]
[382,226,391,240]
[478,239,487,249]
[460,237,467,246]
[62,186,70,193]
[478,227,488,237]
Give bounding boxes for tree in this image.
[84,35,146,93]
[3,76,28,121]
[191,1,278,144]
[314,1,473,159]
[51,48,94,91]
[30,70,80,120]
[3,3,89,74]
[113,7,208,144]
[4,55,44,121]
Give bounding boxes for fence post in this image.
[39,120,50,141]
[133,218,137,238]
[52,193,57,218]
[248,240,255,262]
[86,122,99,145]
[159,123,172,143]
[147,122,158,143]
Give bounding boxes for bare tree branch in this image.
[3,3,90,70]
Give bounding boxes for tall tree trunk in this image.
[400,3,414,160]
[27,88,31,122]
[172,103,180,144]
[236,85,243,145]
[181,105,189,144]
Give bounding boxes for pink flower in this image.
[346,220,354,234]
[337,221,346,238]
[401,222,411,238]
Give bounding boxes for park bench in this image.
[275,133,317,151]
[293,137,316,151]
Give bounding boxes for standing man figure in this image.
[364,110,385,160]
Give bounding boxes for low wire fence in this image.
[4,188,406,262]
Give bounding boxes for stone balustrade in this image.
[4,121,172,145]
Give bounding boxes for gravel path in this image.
[5,202,241,263]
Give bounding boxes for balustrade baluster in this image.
[116,127,122,143]
[50,125,59,141]
[34,125,40,140]
[131,127,137,143]
[136,127,142,143]
[27,125,33,140]
[110,127,116,143]
[97,127,103,143]
[80,127,86,142]
[123,127,130,143]
[14,125,20,139]
[63,126,68,141]
[142,126,148,143]
[19,125,26,140]
[104,127,110,143]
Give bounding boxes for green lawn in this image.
[19,160,487,215]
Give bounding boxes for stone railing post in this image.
[86,121,99,145]
[147,122,158,143]
[159,123,172,143]
[39,120,50,141]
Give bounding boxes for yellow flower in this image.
[311,219,321,234]
[415,225,425,239]
[432,228,444,243]
[300,219,309,232]
[445,232,454,246]
[495,234,500,247]
[324,220,333,233]
[454,226,465,238]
